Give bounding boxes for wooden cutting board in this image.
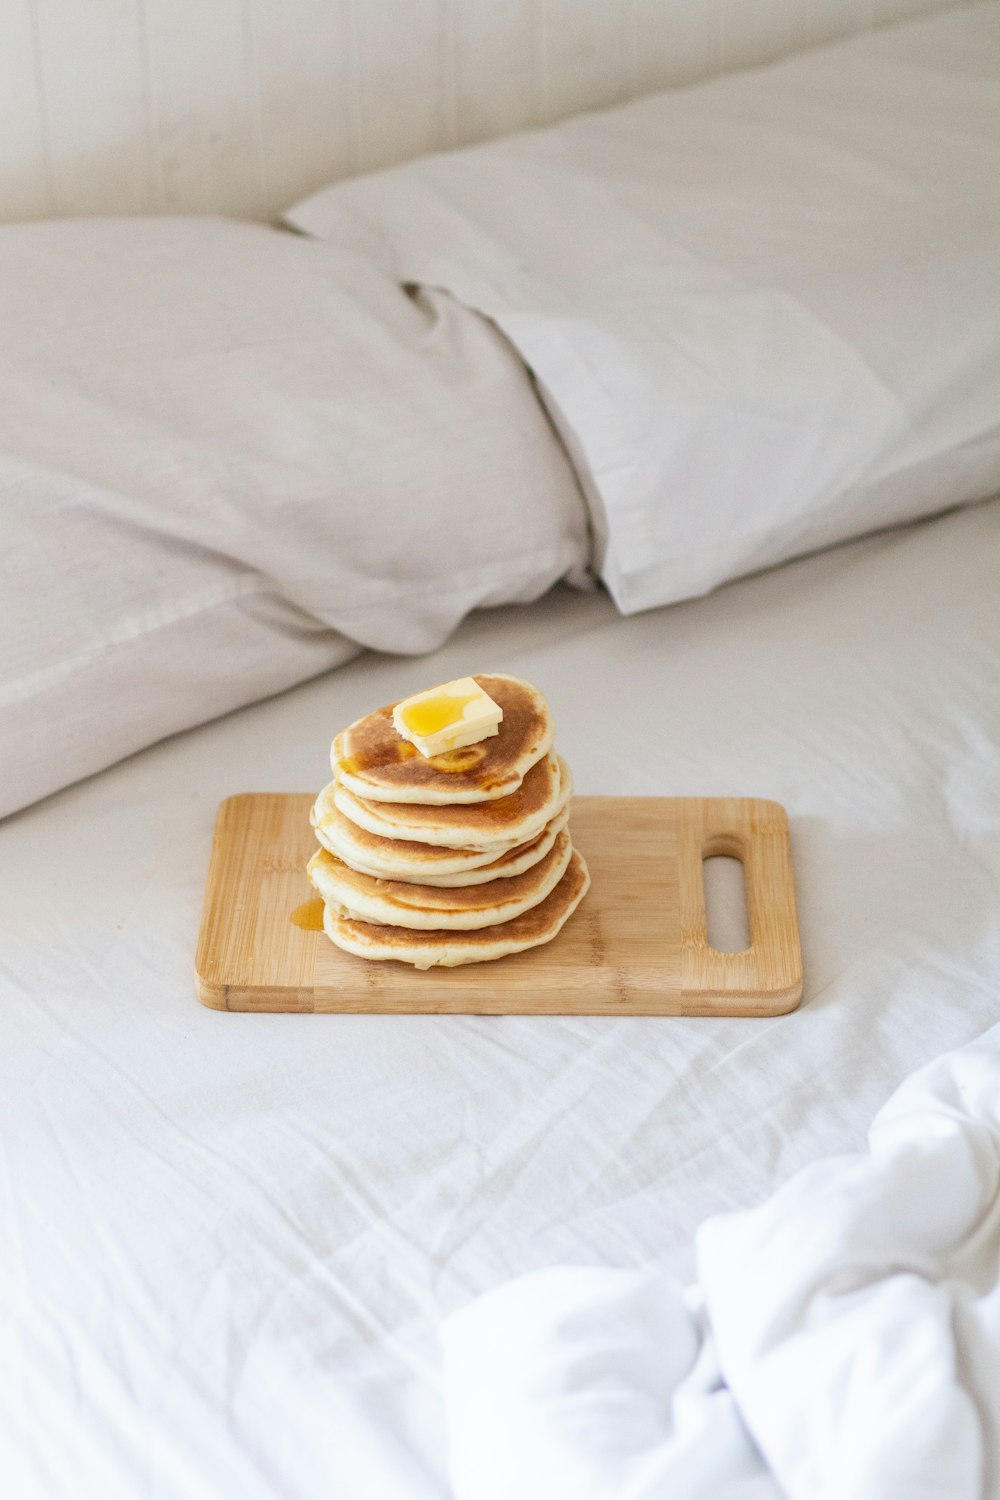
[195,794,802,1015]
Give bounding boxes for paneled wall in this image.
[1,0,953,223]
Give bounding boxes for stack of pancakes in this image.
[307,674,590,968]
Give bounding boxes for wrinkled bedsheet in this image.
[2,498,999,1499]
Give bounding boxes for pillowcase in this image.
[0,217,588,820]
[286,1,1000,615]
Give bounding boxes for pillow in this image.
[0,217,588,819]
[286,1,1000,615]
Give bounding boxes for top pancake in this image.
[332,674,553,805]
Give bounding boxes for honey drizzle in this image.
[338,739,418,777]
[428,744,488,774]
[339,734,493,779]
[290,897,325,931]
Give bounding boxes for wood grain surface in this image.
[195,794,803,1016]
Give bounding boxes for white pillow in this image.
[287,1,1000,614]
[0,217,588,819]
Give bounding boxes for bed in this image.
[3,3,999,1498]
[3,492,998,1497]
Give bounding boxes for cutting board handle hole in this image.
[702,853,751,954]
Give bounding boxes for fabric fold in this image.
[442,1025,1000,1500]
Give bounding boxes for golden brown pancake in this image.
[334,754,570,850]
[323,848,590,968]
[312,787,569,884]
[332,674,553,805]
[307,828,573,930]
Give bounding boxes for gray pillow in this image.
[0,217,588,817]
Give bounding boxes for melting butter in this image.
[393,677,503,759]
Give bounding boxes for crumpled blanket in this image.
[443,1026,1000,1500]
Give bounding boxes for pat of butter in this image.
[393,677,503,759]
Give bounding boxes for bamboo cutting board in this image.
[195,794,802,1015]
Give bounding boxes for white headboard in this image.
[2,0,954,224]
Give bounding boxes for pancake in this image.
[323,848,590,968]
[333,754,570,850]
[312,786,569,884]
[307,828,573,931]
[332,674,552,805]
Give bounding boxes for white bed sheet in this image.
[2,497,999,1500]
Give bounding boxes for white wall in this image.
[0,0,954,223]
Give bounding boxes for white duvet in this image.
[1,497,999,1499]
[444,1027,1000,1500]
